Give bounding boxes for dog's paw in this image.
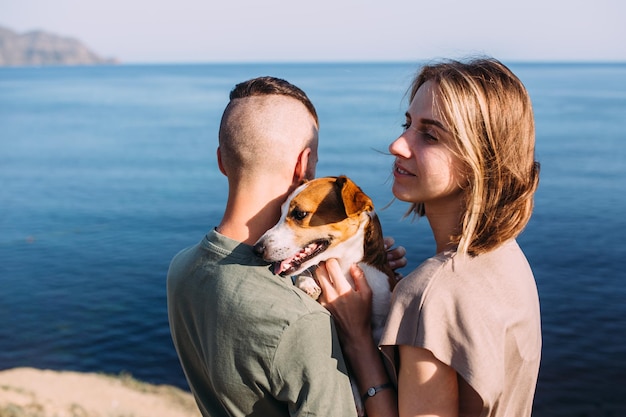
[294,275,322,300]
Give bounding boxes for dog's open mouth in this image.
[273,239,330,276]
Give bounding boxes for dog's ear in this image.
[336,175,373,216]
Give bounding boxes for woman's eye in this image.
[291,209,308,221]
[421,130,438,142]
[401,122,410,130]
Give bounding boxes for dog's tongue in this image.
[271,244,320,275]
[273,260,292,275]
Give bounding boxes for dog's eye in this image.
[291,209,308,221]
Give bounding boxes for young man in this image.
[167,76,357,416]
[168,76,406,416]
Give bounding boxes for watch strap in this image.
[361,382,394,404]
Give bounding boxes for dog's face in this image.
[254,176,374,276]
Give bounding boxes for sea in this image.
[1,62,625,416]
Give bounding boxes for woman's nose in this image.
[389,135,410,158]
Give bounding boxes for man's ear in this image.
[293,147,311,184]
[217,147,227,176]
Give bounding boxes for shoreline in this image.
[0,367,201,417]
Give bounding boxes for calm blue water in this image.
[1,62,625,416]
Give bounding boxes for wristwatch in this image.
[361,382,394,403]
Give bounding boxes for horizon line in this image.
[2,59,626,69]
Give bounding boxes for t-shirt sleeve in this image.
[271,311,358,417]
[380,257,505,409]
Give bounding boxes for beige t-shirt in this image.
[380,239,541,417]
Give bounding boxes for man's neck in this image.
[216,191,287,246]
[215,221,270,246]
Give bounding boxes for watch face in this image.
[368,387,376,396]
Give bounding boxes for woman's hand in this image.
[316,259,373,345]
[317,237,406,343]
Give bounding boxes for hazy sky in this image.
[2,0,625,63]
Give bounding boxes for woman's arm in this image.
[316,260,398,417]
[317,259,460,417]
[398,345,459,417]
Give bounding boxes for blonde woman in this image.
[317,58,541,417]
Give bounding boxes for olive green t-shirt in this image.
[167,229,357,417]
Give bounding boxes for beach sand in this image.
[0,367,201,417]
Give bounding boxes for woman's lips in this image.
[394,163,413,176]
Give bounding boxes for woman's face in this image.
[389,80,466,212]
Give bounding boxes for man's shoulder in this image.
[167,239,207,278]
[228,267,330,319]
[168,233,329,316]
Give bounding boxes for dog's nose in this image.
[253,241,265,257]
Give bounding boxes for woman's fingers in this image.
[316,259,353,296]
[384,236,408,271]
[327,259,355,292]
[315,262,336,303]
[349,263,372,298]
[383,236,395,249]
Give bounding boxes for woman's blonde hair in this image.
[407,58,540,256]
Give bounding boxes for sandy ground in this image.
[0,367,201,417]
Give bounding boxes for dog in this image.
[253,175,395,415]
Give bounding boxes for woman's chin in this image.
[391,184,414,202]
[392,191,415,204]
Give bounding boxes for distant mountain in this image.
[0,26,118,66]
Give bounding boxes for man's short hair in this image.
[229,76,318,125]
